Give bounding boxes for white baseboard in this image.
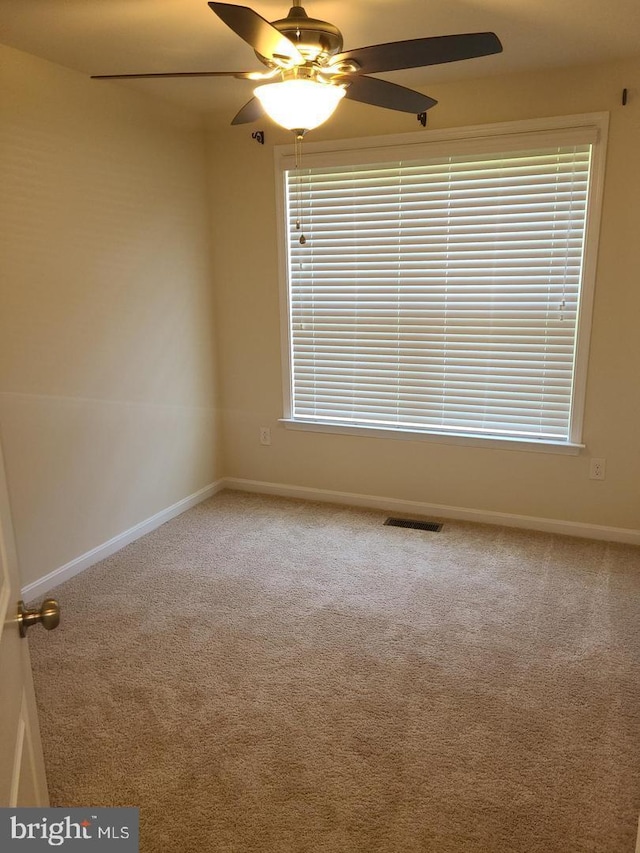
[222,477,640,546]
[23,475,638,600]
[22,480,225,599]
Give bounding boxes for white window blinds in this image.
[285,142,594,443]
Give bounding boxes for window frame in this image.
[274,113,609,454]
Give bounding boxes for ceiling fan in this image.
[92,1,503,132]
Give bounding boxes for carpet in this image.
[29,490,640,852]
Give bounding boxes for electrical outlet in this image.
[259,426,271,446]
[589,458,606,480]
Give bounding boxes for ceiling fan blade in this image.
[332,32,502,75]
[343,76,437,114]
[231,97,265,125]
[208,2,303,64]
[91,71,261,80]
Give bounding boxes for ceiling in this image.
[3,0,640,118]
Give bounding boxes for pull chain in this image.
[294,131,306,245]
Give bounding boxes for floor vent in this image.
[384,517,443,532]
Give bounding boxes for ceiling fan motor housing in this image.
[257,4,344,65]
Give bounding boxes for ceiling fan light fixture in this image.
[254,78,345,131]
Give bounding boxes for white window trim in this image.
[278,418,584,455]
[274,112,609,453]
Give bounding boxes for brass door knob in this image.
[17,599,60,638]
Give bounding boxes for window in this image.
[276,115,607,451]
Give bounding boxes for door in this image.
[0,436,49,806]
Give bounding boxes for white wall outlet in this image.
[259,426,271,446]
[589,458,606,480]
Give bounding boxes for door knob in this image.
[17,599,60,638]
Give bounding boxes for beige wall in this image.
[208,57,640,534]
[0,45,220,587]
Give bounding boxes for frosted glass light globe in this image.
[254,79,346,131]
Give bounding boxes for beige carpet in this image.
[29,490,640,852]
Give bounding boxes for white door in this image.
[0,437,50,806]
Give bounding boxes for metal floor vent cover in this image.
[384,517,443,532]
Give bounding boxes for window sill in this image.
[279,418,584,455]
